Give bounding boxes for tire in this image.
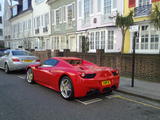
[26,68,34,84]
[60,76,74,100]
[4,63,10,74]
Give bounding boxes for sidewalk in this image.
[116,77,160,102]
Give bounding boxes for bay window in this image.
[134,24,160,53]
[89,30,107,51]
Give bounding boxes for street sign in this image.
[130,25,139,32]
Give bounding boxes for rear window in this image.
[12,51,32,56]
[65,60,82,66]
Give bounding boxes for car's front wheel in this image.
[60,76,74,100]
[26,68,34,84]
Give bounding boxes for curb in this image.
[115,89,160,103]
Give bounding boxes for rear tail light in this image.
[116,70,119,75]
[36,59,40,62]
[112,70,119,76]
[12,58,20,62]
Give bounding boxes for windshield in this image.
[65,60,82,66]
[12,51,32,56]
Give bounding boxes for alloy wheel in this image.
[60,77,73,99]
[26,69,34,84]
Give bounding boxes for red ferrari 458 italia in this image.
[26,57,120,100]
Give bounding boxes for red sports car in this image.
[26,57,120,100]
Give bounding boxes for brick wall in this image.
[32,49,160,82]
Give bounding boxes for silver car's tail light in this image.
[36,59,40,62]
[12,58,20,62]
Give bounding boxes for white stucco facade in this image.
[10,10,34,49]
[32,0,51,50]
[77,0,124,53]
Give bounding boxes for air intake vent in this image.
[84,73,96,79]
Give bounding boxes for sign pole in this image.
[131,32,137,87]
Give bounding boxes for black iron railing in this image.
[134,4,152,17]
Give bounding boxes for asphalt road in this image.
[0,70,160,120]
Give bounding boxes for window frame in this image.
[107,30,114,50]
[0,16,2,24]
[0,29,2,36]
[136,0,151,7]
[104,0,112,15]
[23,0,29,11]
[55,8,61,25]
[84,0,90,23]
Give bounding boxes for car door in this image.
[36,59,59,87]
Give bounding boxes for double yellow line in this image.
[113,95,160,110]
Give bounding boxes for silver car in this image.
[0,49,40,73]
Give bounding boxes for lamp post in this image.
[131,32,138,87]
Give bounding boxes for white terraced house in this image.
[32,0,51,50]
[76,0,124,53]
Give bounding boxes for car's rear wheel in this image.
[60,76,74,100]
[26,69,34,84]
[4,63,10,73]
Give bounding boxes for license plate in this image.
[23,60,33,62]
[102,80,111,86]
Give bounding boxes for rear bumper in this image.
[9,62,40,71]
[73,76,120,98]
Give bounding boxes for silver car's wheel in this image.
[26,69,34,84]
[4,64,10,73]
[60,76,74,100]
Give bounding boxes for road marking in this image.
[17,75,25,80]
[105,95,121,99]
[76,98,102,105]
[113,95,160,110]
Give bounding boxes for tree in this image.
[116,11,134,53]
[150,4,160,30]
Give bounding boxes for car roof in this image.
[53,57,82,61]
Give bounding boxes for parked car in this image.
[26,57,120,100]
[0,49,40,73]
